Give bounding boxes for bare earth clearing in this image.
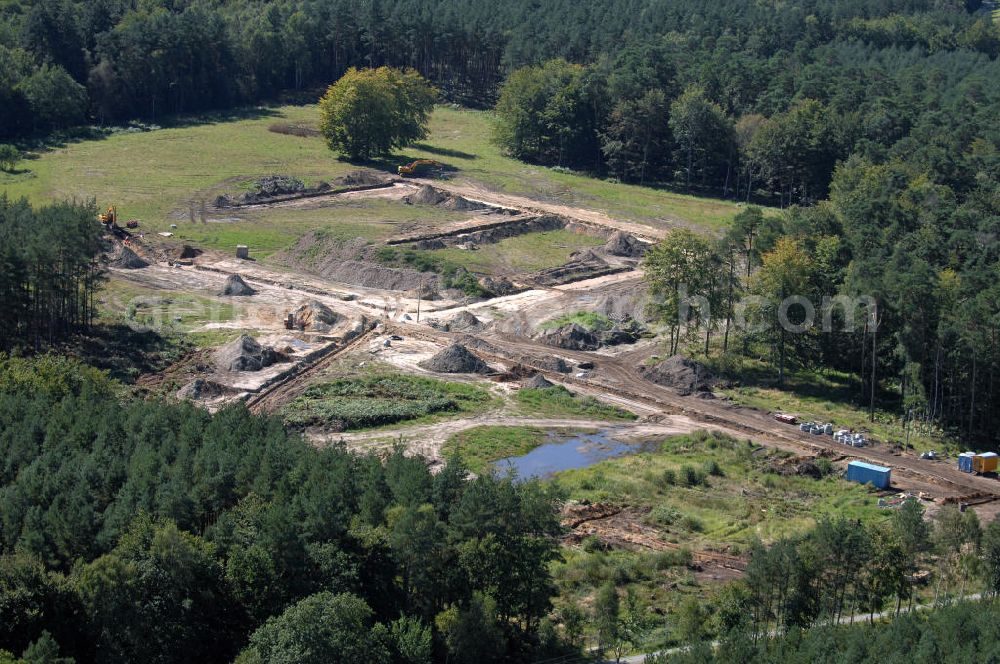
[109,167,1000,570]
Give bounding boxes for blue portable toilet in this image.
[846,461,891,489]
[958,452,976,473]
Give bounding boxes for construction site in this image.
[95,161,1000,581]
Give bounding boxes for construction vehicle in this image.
[398,159,440,177]
[98,206,118,228]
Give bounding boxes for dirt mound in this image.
[444,311,482,332]
[291,300,339,332]
[604,231,646,257]
[460,335,571,374]
[215,175,323,207]
[478,275,517,297]
[215,334,278,372]
[111,246,149,269]
[442,195,487,211]
[335,170,386,187]
[641,355,717,396]
[538,323,600,351]
[178,244,202,259]
[176,379,232,400]
[418,343,490,374]
[220,274,256,296]
[406,185,450,205]
[525,374,555,389]
[414,238,447,250]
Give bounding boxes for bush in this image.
[661,469,678,486]
[0,144,18,172]
[648,504,680,527]
[680,465,705,487]
[680,515,704,532]
[703,459,725,477]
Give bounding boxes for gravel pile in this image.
[219,274,256,296]
[444,311,482,332]
[418,343,490,374]
[176,379,230,400]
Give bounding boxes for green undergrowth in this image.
[515,385,636,421]
[539,311,614,332]
[551,430,887,550]
[281,374,494,430]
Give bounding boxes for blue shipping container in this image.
[846,461,891,489]
[958,452,976,473]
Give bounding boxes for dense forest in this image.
[0,197,104,350]
[0,355,566,663]
[0,0,995,140]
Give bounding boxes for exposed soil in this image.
[290,300,339,332]
[110,246,149,269]
[604,230,647,257]
[641,355,719,396]
[525,373,555,389]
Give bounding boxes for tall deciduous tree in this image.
[319,67,436,160]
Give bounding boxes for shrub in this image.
[661,469,678,486]
[0,144,18,172]
[648,504,680,527]
[703,459,725,477]
[680,465,705,487]
[680,515,704,532]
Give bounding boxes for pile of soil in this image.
[418,343,490,374]
[215,175,325,207]
[406,185,450,205]
[478,275,517,297]
[334,170,386,187]
[176,379,232,400]
[220,274,256,296]
[604,231,646,257]
[414,238,447,250]
[442,195,487,211]
[538,323,601,351]
[215,334,278,372]
[525,374,555,389]
[291,300,339,332]
[111,246,149,269]
[444,311,482,332]
[461,335,572,374]
[640,355,717,396]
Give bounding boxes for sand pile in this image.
[220,274,256,296]
[291,300,339,332]
[604,231,646,257]
[418,343,490,374]
[111,246,149,269]
[640,355,717,396]
[215,335,278,372]
[335,170,386,187]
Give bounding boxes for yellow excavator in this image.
[398,159,440,177]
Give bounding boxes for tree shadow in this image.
[410,143,476,160]
[337,152,461,177]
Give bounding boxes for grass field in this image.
[0,104,747,264]
[425,229,605,274]
[515,386,638,421]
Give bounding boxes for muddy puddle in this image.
[497,429,653,480]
